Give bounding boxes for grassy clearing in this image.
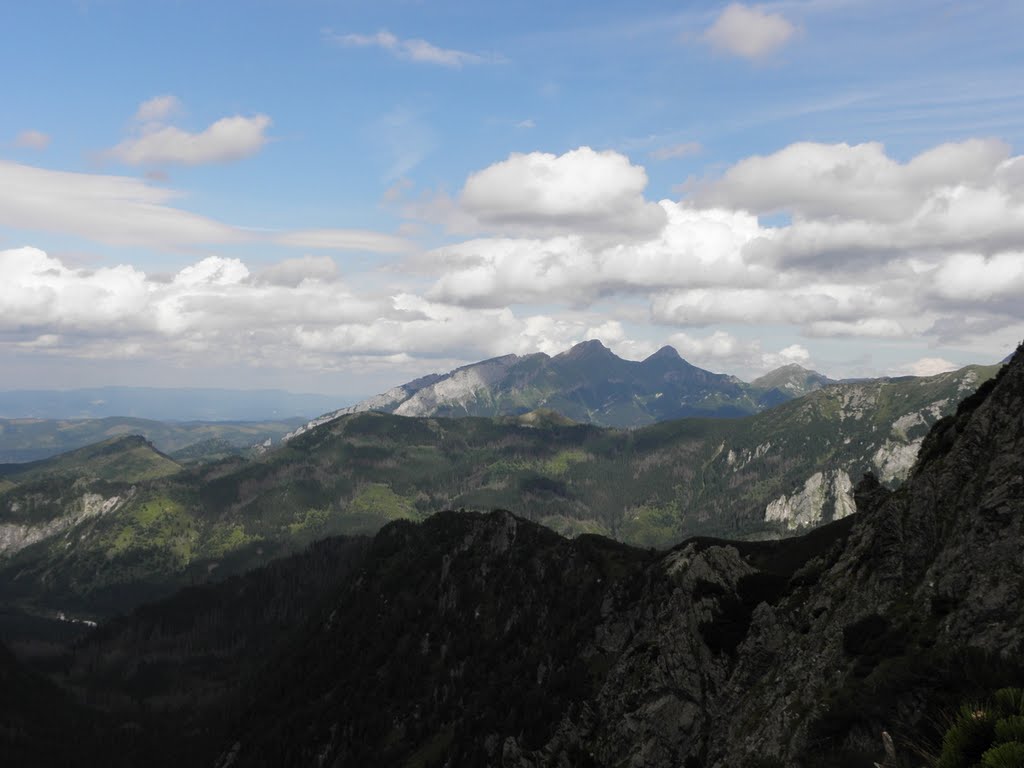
[346,483,418,522]
[105,496,199,564]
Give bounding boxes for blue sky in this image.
[2,0,1023,397]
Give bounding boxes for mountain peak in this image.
[750,364,834,398]
[645,345,682,362]
[554,339,617,360]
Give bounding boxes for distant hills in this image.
[0,386,349,422]
[288,340,836,437]
[0,415,306,463]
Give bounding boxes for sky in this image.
[2,0,1023,398]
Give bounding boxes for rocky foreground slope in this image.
[11,343,1018,767]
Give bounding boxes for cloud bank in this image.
[6,137,1022,381]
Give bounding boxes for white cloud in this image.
[703,3,798,60]
[691,139,1024,278]
[696,138,1010,222]
[134,95,182,124]
[426,204,767,307]
[0,160,243,247]
[0,248,622,372]
[406,139,1024,347]
[931,252,1024,301]
[666,331,814,375]
[14,130,50,149]
[328,29,483,68]
[275,229,412,254]
[458,146,668,238]
[10,130,1022,379]
[0,159,411,252]
[904,357,960,377]
[650,283,902,331]
[109,113,271,167]
[766,343,812,367]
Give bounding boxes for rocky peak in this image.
[553,339,617,361]
[644,345,682,362]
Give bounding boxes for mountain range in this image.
[3,343,1022,767]
[286,340,836,437]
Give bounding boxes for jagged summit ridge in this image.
[552,338,616,360]
[286,340,836,435]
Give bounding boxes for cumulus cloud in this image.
[696,138,1011,222]
[426,204,767,307]
[904,357,960,377]
[692,139,1024,271]
[764,344,812,368]
[9,131,1023,379]
[406,138,1024,350]
[458,146,668,238]
[930,252,1024,301]
[14,130,50,149]
[327,29,483,68]
[0,248,399,363]
[109,112,272,166]
[666,331,814,376]
[0,248,632,372]
[703,3,798,60]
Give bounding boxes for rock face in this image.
[0,491,125,556]
[208,346,1023,767]
[763,469,857,531]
